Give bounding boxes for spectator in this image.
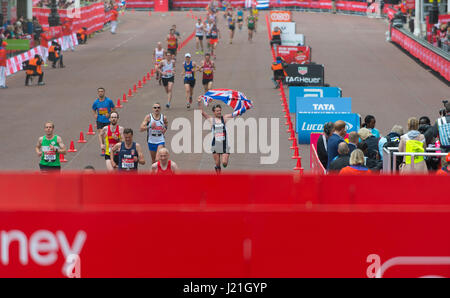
[327,120,347,169]
[316,122,334,170]
[398,117,427,173]
[418,116,436,146]
[329,142,350,172]
[347,131,359,154]
[339,149,371,175]
[358,127,379,157]
[436,153,450,175]
[357,140,382,170]
[434,102,450,153]
[32,18,43,42]
[378,124,403,160]
[362,115,380,138]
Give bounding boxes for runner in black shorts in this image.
[182,53,198,108]
[158,52,176,108]
[200,53,215,92]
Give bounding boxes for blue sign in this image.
[289,86,342,113]
[296,97,351,113]
[296,113,360,144]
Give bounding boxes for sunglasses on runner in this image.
[153,106,161,109]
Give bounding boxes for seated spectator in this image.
[316,122,334,169]
[339,149,371,175]
[329,142,350,172]
[362,115,380,138]
[358,140,382,171]
[347,131,359,154]
[358,127,379,156]
[378,124,403,162]
[398,117,427,173]
[270,26,281,47]
[4,25,14,39]
[327,120,347,169]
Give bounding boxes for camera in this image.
[439,100,448,117]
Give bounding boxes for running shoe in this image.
[166,103,170,108]
[189,96,193,104]
[196,51,199,55]
[200,51,204,55]
[37,82,45,86]
[187,103,190,109]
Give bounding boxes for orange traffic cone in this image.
[149,11,151,17]
[122,93,128,103]
[128,88,133,97]
[87,123,95,135]
[138,80,143,88]
[68,140,77,152]
[293,157,303,171]
[143,76,146,84]
[117,98,122,108]
[78,131,87,143]
[288,129,296,141]
[147,72,150,79]
[290,138,297,150]
[292,146,300,159]
[132,8,135,13]
[59,153,68,163]
[171,12,174,17]
[187,13,190,17]
[133,84,137,93]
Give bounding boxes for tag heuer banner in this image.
[284,64,325,86]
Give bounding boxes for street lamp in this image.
[48,0,61,27]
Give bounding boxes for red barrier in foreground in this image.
[0,173,449,277]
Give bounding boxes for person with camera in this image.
[25,54,45,86]
[271,56,287,89]
[434,101,450,153]
[48,40,64,68]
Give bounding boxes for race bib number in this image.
[185,71,193,78]
[42,146,56,161]
[215,132,225,141]
[204,69,212,75]
[121,157,135,169]
[98,108,108,116]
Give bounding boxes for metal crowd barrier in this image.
[383,147,447,173]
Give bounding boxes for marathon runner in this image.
[237,7,244,31]
[208,22,220,59]
[167,28,178,58]
[100,112,124,171]
[36,122,67,172]
[197,97,237,174]
[152,147,178,174]
[158,52,176,108]
[228,14,236,44]
[92,87,116,155]
[252,5,258,33]
[247,10,256,43]
[195,18,205,55]
[204,19,212,52]
[153,42,166,83]
[182,53,198,109]
[199,53,215,92]
[140,103,169,164]
[110,128,145,171]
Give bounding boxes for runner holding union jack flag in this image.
[197,89,254,174]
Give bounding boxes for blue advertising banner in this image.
[289,86,342,113]
[296,97,352,113]
[296,113,361,144]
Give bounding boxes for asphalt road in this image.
[0,11,448,172]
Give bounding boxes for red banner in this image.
[0,173,449,277]
[154,0,169,11]
[126,0,155,8]
[391,27,450,82]
[276,45,311,64]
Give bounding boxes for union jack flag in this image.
[201,89,254,117]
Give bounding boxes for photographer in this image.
[25,54,45,86]
[271,56,287,89]
[48,40,64,68]
[434,101,450,153]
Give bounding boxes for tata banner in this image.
[270,22,296,36]
[296,97,352,113]
[289,86,342,112]
[276,45,311,64]
[270,11,292,22]
[285,64,324,86]
[296,112,360,144]
[281,33,305,46]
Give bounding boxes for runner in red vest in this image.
[167,29,178,57]
[199,53,215,92]
[152,147,178,174]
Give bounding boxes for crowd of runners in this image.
[35,1,259,174]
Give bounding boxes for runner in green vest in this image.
[247,12,256,43]
[36,122,67,171]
